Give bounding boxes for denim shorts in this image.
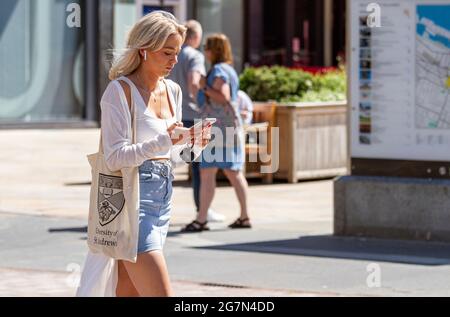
[138,160,173,254]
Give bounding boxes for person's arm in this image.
[170,84,189,167]
[187,70,202,101]
[238,91,254,124]
[187,52,206,102]
[169,82,213,166]
[202,77,230,104]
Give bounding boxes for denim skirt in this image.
[137,160,173,253]
[199,146,244,171]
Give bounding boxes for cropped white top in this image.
[100,76,187,172]
[133,80,178,159]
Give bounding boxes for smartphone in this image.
[204,118,217,125]
[191,118,216,130]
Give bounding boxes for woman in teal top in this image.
[181,33,251,232]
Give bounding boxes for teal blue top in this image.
[197,63,239,106]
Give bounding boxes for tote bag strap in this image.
[98,77,137,156]
[116,76,137,144]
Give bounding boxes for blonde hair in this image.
[109,11,186,80]
[204,33,233,65]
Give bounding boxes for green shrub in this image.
[298,89,346,102]
[239,66,346,103]
[311,71,347,95]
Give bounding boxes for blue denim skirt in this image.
[199,146,244,171]
[138,160,173,254]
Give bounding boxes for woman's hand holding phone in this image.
[168,119,215,148]
[167,122,190,145]
[191,119,215,149]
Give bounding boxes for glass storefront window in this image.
[113,0,187,49]
[114,0,137,50]
[0,0,85,123]
[195,0,243,71]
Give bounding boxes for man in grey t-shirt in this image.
[169,20,205,122]
[168,20,224,222]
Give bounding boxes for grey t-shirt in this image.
[168,45,206,121]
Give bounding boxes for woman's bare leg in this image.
[222,169,249,220]
[122,250,173,297]
[116,260,139,297]
[197,168,218,223]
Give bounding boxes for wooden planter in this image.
[249,101,348,183]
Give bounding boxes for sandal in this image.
[181,220,210,232]
[228,217,252,229]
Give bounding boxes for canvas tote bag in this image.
[86,78,139,262]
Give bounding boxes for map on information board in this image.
[416,5,450,130]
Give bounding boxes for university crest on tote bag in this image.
[97,173,125,226]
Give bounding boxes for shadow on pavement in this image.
[167,228,231,237]
[64,182,91,186]
[48,226,87,233]
[195,235,450,266]
[172,179,237,188]
[172,178,303,188]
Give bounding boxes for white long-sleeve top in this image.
[100,77,189,172]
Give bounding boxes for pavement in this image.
[1,129,450,297]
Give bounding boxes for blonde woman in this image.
[99,12,211,296]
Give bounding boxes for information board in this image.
[349,0,450,167]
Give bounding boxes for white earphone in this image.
[144,51,147,61]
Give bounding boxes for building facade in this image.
[0,0,346,126]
